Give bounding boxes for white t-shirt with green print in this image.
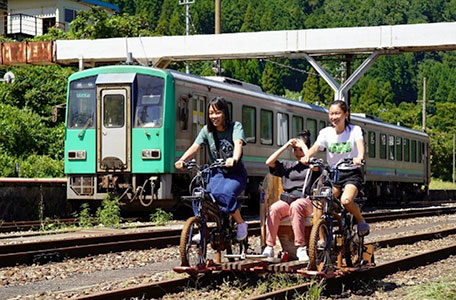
[315,124,363,169]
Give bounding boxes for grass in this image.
[405,278,456,300]
[429,178,456,190]
[150,208,173,226]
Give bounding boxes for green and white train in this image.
[64,65,430,210]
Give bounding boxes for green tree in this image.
[70,8,153,39]
[301,73,319,104]
[262,63,284,96]
[240,3,260,32]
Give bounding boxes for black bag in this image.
[280,192,299,204]
[280,190,302,204]
[213,127,241,175]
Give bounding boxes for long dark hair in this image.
[296,130,311,148]
[206,96,231,133]
[329,100,350,128]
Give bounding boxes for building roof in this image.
[76,0,118,11]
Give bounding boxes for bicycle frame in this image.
[308,158,366,271]
[181,159,249,265]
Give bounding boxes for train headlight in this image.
[142,149,161,160]
[68,150,86,160]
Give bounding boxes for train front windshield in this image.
[68,76,96,129]
[133,75,165,128]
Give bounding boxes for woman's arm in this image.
[265,139,293,168]
[353,138,365,165]
[303,143,320,163]
[175,143,201,169]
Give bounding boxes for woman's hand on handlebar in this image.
[353,157,364,166]
[225,157,237,168]
[175,160,185,170]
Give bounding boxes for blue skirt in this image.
[206,164,247,214]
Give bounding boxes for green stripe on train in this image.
[366,166,424,175]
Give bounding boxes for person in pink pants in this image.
[262,130,319,262]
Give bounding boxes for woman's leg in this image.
[266,200,290,246]
[207,171,246,217]
[289,197,313,246]
[231,209,244,223]
[340,184,364,223]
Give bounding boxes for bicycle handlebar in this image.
[183,158,227,172]
[309,157,365,171]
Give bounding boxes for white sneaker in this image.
[297,246,309,262]
[191,233,200,243]
[262,246,274,258]
[236,222,248,240]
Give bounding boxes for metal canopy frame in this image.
[55,22,456,103]
[303,52,381,102]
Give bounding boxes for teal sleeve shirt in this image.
[194,121,246,162]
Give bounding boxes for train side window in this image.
[396,137,402,161]
[319,120,326,131]
[306,118,317,144]
[260,109,273,145]
[192,96,205,134]
[277,112,289,146]
[418,141,422,163]
[242,106,256,143]
[404,138,410,162]
[411,140,417,162]
[368,131,376,158]
[292,115,303,138]
[178,96,189,130]
[380,133,387,159]
[388,135,395,160]
[227,102,233,120]
[422,142,426,160]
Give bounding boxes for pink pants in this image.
[266,197,313,247]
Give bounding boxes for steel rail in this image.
[1,204,455,267]
[67,231,456,300]
[0,223,261,267]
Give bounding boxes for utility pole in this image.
[215,0,221,34]
[179,0,195,74]
[214,0,222,75]
[422,77,427,131]
[417,77,434,132]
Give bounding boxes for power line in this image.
[262,58,320,77]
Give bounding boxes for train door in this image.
[192,95,207,164]
[97,86,132,172]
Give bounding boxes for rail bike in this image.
[306,158,375,274]
[173,159,260,274]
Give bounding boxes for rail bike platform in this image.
[173,248,375,279]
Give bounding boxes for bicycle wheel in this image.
[179,216,207,267]
[308,218,334,271]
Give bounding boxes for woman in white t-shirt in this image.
[305,100,369,236]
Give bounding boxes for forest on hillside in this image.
[0,0,455,180]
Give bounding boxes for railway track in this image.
[1,206,455,268]
[0,201,456,233]
[67,226,456,300]
[0,217,145,233]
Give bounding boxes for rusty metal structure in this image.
[0,41,53,65]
